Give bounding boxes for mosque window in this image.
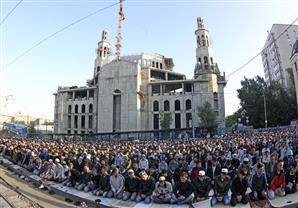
[186,99,191,110]
[164,100,170,111]
[89,104,93,113]
[153,101,159,111]
[175,100,181,111]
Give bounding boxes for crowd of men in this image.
[0,127,298,206]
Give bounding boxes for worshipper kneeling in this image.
[135,171,155,204]
[193,170,212,202]
[285,164,298,194]
[84,168,100,192]
[122,169,140,201]
[76,165,92,191]
[171,172,194,205]
[268,160,286,199]
[211,168,231,206]
[230,170,249,207]
[250,163,267,201]
[95,166,111,197]
[152,176,173,204]
[108,168,124,199]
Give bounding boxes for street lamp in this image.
[246,116,249,126]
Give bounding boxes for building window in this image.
[153,101,159,111]
[97,66,100,72]
[75,105,78,113]
[186,99,191,110]
[186,113,192,128]
[74,116,78,128]
[214,92,219,110]
[206,35,209,46]
[210,57,213,64]
[160,63,163,69]
[82,104,85,113]
[198,57,201,63]
[175,100,181,111]
[81,115,85,128]
[204,56,208,64]
[152,61,155,67]
[89,90,94,98]
[153,114,159,130]
[68,105,72,114]
[155,62,159,68]
[164,100,170,111]
[89,115,93,129]
[175,113,181,129]
[89,104,93,113]
[113,90,121,132]
[68,115,71,128]
[67,130,71,134]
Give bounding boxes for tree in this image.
[225,110,241,128]
[237,76,297,128]
[197,101,217,127]
[160,112,173,129]
[29,121,36,134]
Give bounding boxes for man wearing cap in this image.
[230,170,249,206]
[53,158,64,182]
[171,172,194,205]
[152,176,173,203]
[135,171,155,204]
[211,168,231,206]
[123,169,140,201]
[238,158,251,179]
[193,170,212,202]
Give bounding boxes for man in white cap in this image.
[211,168,231,206]
[152,176,173,203]
[193,170,212,202]
[53,158,64,182]
[123,169,140,201]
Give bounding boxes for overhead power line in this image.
[0,0,24,26]
[226,17,298,78]
[0,1,123,71]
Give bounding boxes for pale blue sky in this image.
[0,0,297,119]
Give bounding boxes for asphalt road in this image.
[0,166,80,208]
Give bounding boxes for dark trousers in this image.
[230,194,249,207]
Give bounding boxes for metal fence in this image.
[27,127,218,142]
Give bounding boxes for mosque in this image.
[53,17,227,134]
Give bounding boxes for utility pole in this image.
[263,89,268,128]
[192,84,195,139]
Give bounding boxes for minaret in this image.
[94,30,110,77]
[194,17,216,78]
